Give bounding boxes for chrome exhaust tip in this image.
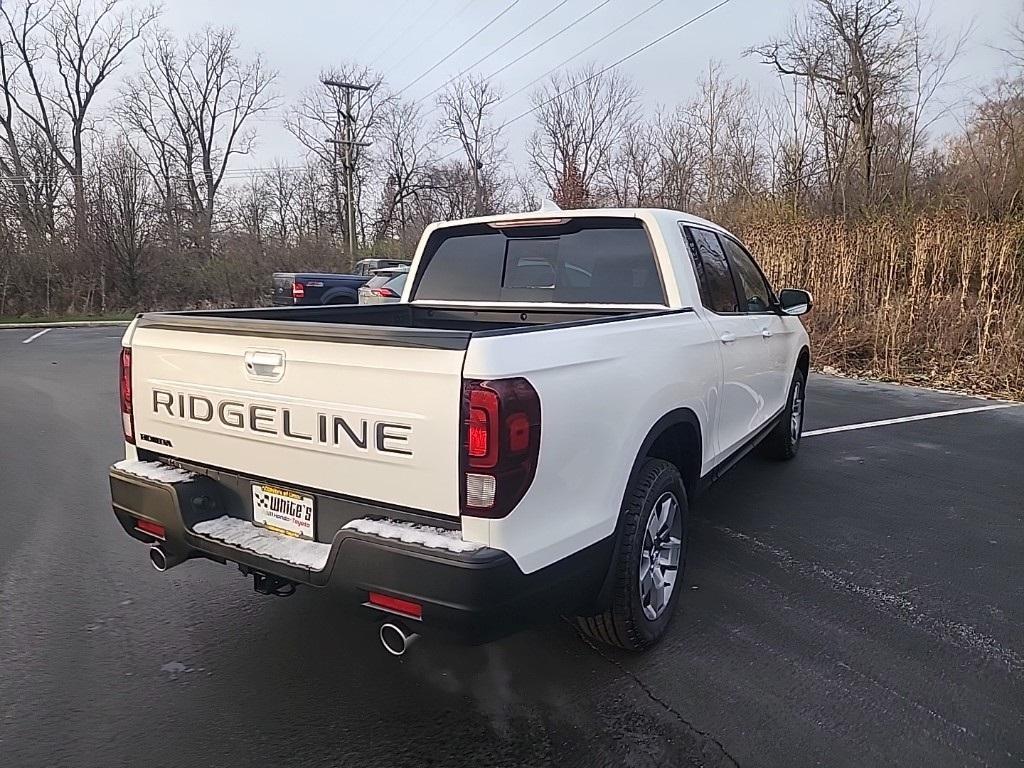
[149,545,188,572]
[379,621,419,656]
[149,545,169,572]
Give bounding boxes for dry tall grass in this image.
[742,214,1024,399]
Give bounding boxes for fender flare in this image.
[590,407,703,611]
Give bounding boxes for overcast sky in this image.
[156,0,1021,171]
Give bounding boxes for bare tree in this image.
[652,105,699,212]
[92,138,155,306]
[896,2,968,208]
[436,74,504,215]
[600,119,658,207]
[0,27,36,241]
[371,98,434,253]
[946,78,1024,217]
[285,64,390,244]
[751,0,913,208]
[996,2,1024,70]
[118,80,185,241]
[527,65,639,207]
[233,174,272,244]
[261,161,298,246]
[123,26,277,256]
[0,0,158,246]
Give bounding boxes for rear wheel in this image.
[763,369,806,460]
[576,459,687,651]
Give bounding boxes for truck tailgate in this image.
[129,321,467,517]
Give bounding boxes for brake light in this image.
[371,287,400,298]
[460,378,541,518]
[488,217,569,229]
[119,347,135,444]
[292,282,305,300]
[467,388,498,467]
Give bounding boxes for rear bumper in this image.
[109,464,610,643]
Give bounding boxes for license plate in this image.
[252,483,315,539]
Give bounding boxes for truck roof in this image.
[424,207,739,243]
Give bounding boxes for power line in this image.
[351,1,412,62]
[396,0,522,97]
[498,0,670,108]
[17,1,736,187]
[482,0,615,85]
[434,0,736,165]
[415,0,573,104]
[369,0,454,70]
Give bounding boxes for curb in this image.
[0,320,132,330]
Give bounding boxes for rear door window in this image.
[682,226,740,313]
[412,218,666,304]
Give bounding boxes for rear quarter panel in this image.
[462,311,721,574]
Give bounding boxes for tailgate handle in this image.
[244,350,285,379]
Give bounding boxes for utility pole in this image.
[322,78,371,262]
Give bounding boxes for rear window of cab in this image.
[411,218,666,305]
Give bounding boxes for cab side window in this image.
[681,225,740,313]
[720,237,774,314]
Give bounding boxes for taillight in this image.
[119,347,135,444]
[460,378,541,518]
[371,287,399,298]
[292,282,305,300]
[467,388,498,467]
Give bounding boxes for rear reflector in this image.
[368,592,422,619]
[136,519,166,539]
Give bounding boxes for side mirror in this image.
[778,288,812,316]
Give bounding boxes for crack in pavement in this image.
[714,526,1024,677]
[572,624,741,768]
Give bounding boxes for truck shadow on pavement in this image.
[170,461,777,768]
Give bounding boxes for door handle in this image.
[761,328,773,338]
[244,350,285,379]
[720,332,737,344]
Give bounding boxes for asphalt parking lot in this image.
[1,326,1022,768]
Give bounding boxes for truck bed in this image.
[136,303,669,349]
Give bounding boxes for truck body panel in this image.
[130,325,466,517]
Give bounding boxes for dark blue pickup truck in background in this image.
[273,259,410,305]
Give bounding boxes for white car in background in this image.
[358,268,409,305]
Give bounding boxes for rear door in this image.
[683,225,775,459]
[130,323,466,517]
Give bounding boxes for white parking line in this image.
[804,404,1018,437]
[21,329,50,344]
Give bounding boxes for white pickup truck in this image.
[109,208,811,654]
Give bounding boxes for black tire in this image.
[576,459,688,651]
[763,369,806,460]
[322,293,357,305]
